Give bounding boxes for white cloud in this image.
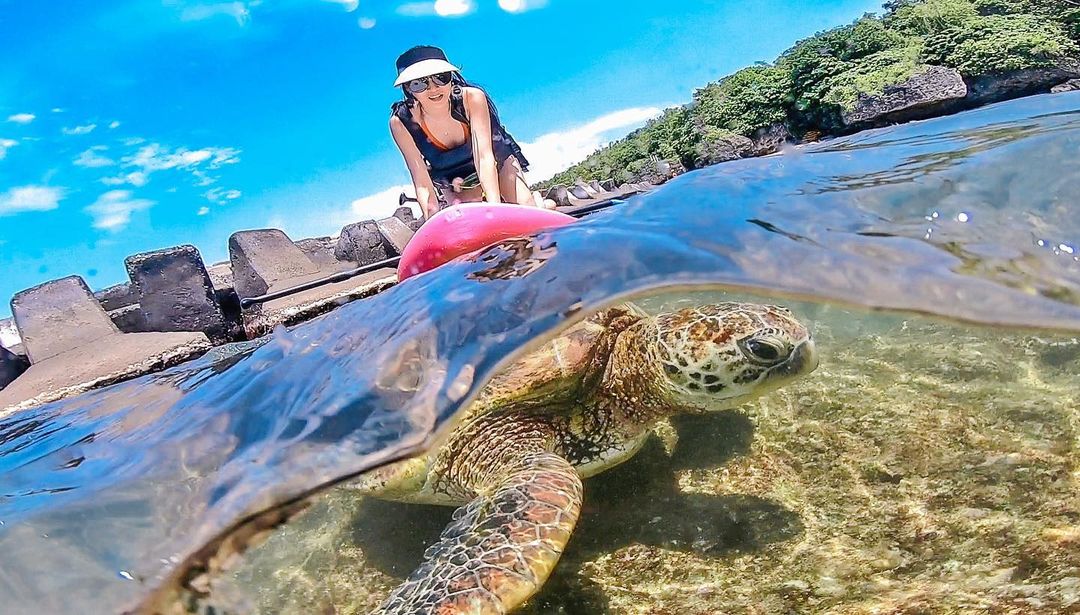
[498,0,546,13]
[127,144,239,172]
[74,146,115,168]
[0,319,21,349]
[0,138,17,160]
[62,123,97,136]
[108,120,121,129]
[105,143,240,188]
[397,0,473,17]
[324,0,358,10]
[197,206,211,216]
[251,177,417,242]
[347,184,416,223]
[0,185,64,216]
[396,2,435,16]
[84,190,154,231]
[180,2,251,25]
[6,113,35,124]
[518,106,664,182]
[434,0,473,16]
[358,16,376,28]
[101,171,148,187]
[205,186,241,204]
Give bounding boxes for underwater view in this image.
[208,97,1080,615]
[3,2,1080,614]
[2,92,1078,614]
[221,293,1080,614]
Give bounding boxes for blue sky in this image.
[0,0,883,322]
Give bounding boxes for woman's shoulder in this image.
[461,86,488,104]
[389,108,413,133]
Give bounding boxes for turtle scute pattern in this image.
[374,452,582,615]
[367,301,817,615]
[655,303,810,398]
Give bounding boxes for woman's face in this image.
[419,78,451,105]
[406,72,454,105]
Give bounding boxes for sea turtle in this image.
[354,301,818,614]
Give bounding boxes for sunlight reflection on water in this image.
[1,93,1079,613]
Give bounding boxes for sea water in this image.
[221,293,1080,614]
[1,93,1078,614]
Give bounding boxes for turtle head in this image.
[650,302,817,412]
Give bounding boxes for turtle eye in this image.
[740,338,786,365]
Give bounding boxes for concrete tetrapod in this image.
[0,275,211,413]
[230,228,397,338]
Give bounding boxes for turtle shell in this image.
[466,303,647,417]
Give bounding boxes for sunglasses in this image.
[406,72,453,94]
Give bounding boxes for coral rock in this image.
[842,65,967,127]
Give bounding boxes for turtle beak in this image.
[775,338,819,378]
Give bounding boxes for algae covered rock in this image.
[842,65,967,126]
[779,17,915,131]
[749,122,793,155]
[964,58,1080,105]
[691,130,755,166]
[537,0,1080,192]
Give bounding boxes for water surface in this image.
[1,93,1078,613]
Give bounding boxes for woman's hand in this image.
[415,185,440,219]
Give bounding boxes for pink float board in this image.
[397,203,576,280]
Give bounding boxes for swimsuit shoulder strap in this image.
[417,104,470,152]
[417,113,454,152]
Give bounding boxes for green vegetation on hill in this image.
[539,0,1079,189]
[923,14,1079,73]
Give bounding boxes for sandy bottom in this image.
[215,295,1080,614]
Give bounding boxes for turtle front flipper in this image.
[375,451,582,615]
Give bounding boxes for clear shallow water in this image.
[222,293,1080,614]
[1,93,1079,614]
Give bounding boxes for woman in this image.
[389,45,542,218]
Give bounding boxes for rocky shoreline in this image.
[5,0,1079,411]
[575,64,1080,188]
[0,184,647,413]
[542,0,1080,187]
[3,78,1076,410]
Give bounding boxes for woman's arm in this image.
[390,115,440,218]
[463,88,501,204]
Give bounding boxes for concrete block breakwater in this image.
[0,181,650,412]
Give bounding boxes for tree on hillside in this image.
[534,0,1080,190]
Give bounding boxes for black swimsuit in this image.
[391,90,529,190]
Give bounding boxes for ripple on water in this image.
[1,94,1080,613]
